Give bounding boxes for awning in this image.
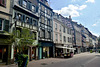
[56,46,75,50]
[56,46,68,49]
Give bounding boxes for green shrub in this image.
[90,50,92,53]
[15,54,29,67]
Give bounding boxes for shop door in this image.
[32,48,36,59]
[0,47,2,63]
[0,47,7,63]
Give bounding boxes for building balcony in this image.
[16,21,37,31]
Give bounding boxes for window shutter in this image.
[36,6,38,12]
[19,0,22,6]
[30,3,32,10]
[27,2,29,9]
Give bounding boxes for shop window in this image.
[0,0,6,7]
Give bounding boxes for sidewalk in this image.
[0,52,98,67]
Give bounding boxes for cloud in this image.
[92,20,100,27]
[71,0,81,2]
[92,24,97,26]
[85,0,95,3]
[53,4,87,17]
[90,31,99,37]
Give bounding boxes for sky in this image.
[47,0,100,37]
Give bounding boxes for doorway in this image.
[0,47,7,63]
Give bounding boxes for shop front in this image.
[55,46,75,58]
[38,41,53,59]
[0,33,12,65]
[0,46,8,64]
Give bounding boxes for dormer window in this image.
[23,0,27,8]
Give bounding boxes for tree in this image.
[14,28,37,67]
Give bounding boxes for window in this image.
[27,2,32,10]
[55,23,57,30]
[60,34,62,41]
[63,27,65,33]
[55,34,58,41]
[18,13,22,21]
[48,31,51,39]
[4,20,9,32]
[63,36,66,42]
[60,25,61,32]
[0,0,6,7]
[68,37,69,42]
[26,17,30,24]
[23,15,26,23]
[22,0,27,8]
[67,28,68,34]
[41,5,45,11]
[41,16,45,23]
[33,32,37,40]
[47,19,50,25]
[32,5,35,12]
[33,20,37,26]
[45,18,47,25]
[0,18,9,32]
[0,19,3,30]
[40,29,45,38]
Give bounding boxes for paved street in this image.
[44,53,100,67]
[1,52,100,67]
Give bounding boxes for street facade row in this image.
[0,0,98,65]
